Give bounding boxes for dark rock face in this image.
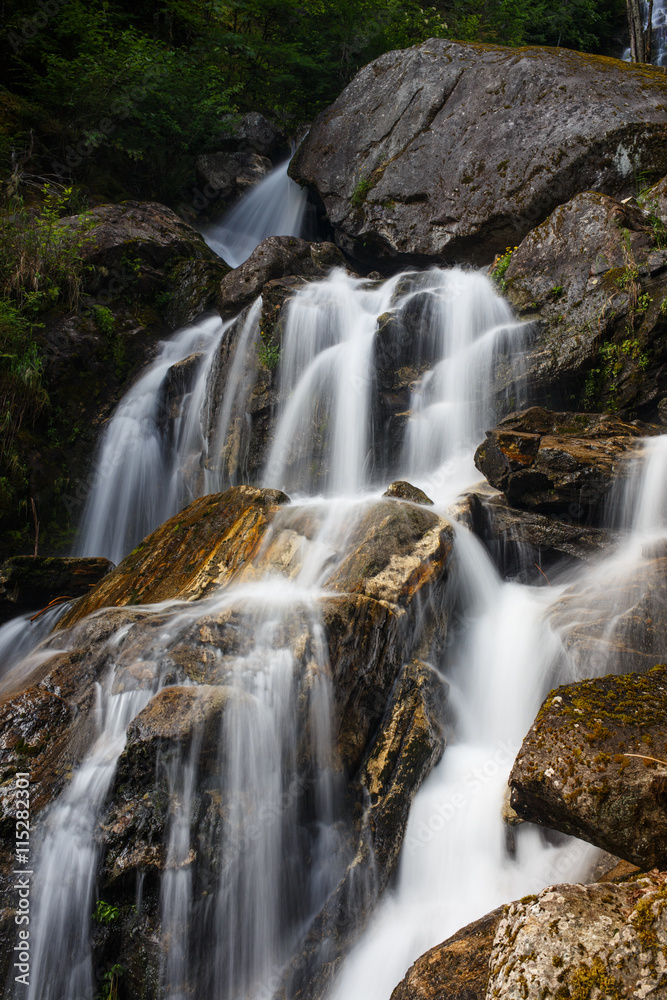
[466,490,614,583]
[390,908,503,1000]
[195,150,273,209]
[291,40,667,267]
[5,200,228,561]
[218,236,346,315]
[510,666,667,869]
[0,556,111,623]
[215,112,289,161]
[63,201,223,272]
[501,191,667,417]
[474,407,653,521]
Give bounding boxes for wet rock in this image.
[215,112,289,161]
[487,873,667,999]
[509,665,667,869]
[548,555,667,674]
[64,200,223,271]
[58,487,290,627]
[474,407,653,521]
[390,907,503,1000]
[291,40,667,267]
[325,500,453,610]
[383,481,434,505]
[0,556,112,623]
[500,191,667,417]
[280,660,448,1000]
[218,236,345,316]
[466,491,614,582]
[195,150,273,208]
[359,659,447,883]
[158,352,206,419]
[101,685,248,885]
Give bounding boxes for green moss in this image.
[351,175,373,209]
[568,955,623,1000]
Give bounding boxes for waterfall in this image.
[200,160,309,267]
[264,268,523,499]
[74,315,228,564]
[8,163,667,1000]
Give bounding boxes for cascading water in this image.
[9,227,667,1000]
[200,160,309,268]
[264,268,524,498]
[74,315,229,564]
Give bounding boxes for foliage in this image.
[92,899,120,925]
[351,175,372,208]
[0,185,93,312]
[0,296,48,452]
[99,963,123,1000]
[258,333,281,370]
[490,245,516,290]
[0,0,627,203]
[93,305,115,335]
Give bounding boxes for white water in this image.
[201,160,309,267]
[75,315,228,564]
[0,604,69,682]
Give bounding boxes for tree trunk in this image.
[627,0,653,63]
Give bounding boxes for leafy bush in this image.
[0,298,48,455]
[0,185,93,311]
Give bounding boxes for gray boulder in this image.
[290,40,667,267]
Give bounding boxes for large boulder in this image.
[0,555,111,623]
[290,40,667,267]
[390,908,503,1000]
[474,407,653,521]
[58,486,290,627]
[217,236,346,315]
[500,191,667,417]
[390,872,667,1000]
[487,874,667,999]
[510,666,667,870]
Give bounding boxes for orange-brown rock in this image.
[390,908,503,1000]
[59,486,290,627]
[474,407,655,522]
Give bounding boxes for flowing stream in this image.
[7,160,667,999]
